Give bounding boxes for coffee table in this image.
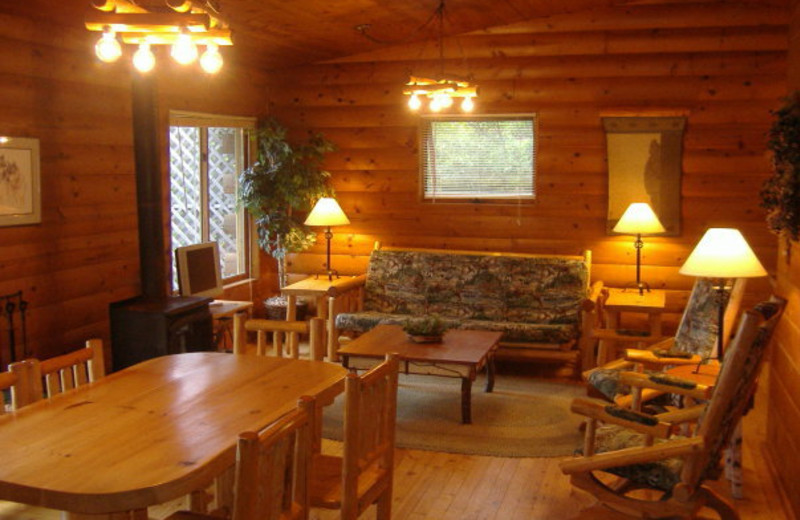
[337,324,503,424]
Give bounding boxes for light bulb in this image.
[200,43,223,73]
[430,96,442,112]
[461,95,475,112]
[95,26,122,63]
[440,93,454,108]
[132,43,155,72]
[171,32,198,65]
[408,94,421,111]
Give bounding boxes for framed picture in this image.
[603,117,685,235]
[0,137,41,227]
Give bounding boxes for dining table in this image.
[0,352,347,519]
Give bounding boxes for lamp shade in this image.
[613,203,666,235]
[304,197,350,227]
[679,228,767,278]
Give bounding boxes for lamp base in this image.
[315,270,340,282]
[621,281,651,295]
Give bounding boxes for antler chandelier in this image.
[85,0,233,74]
[402,0,478,113]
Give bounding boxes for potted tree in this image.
[239,118,335,318]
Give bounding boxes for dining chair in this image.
[560,297,784,520]
[584,278,745,409]
[309,354,399,520]
[20,338,106,400]
[167,396,315,520]
[233,314,326,361]
[0,363,34,413]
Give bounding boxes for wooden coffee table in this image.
[337,324,502,424]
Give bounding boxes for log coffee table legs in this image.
[461,356,495,424]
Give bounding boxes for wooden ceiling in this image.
[214,0,789,70]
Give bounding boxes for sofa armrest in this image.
[579,280,605,372]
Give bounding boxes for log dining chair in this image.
[560,297,784,520]
[167,395,316,520]
[20,338,106,400]
[584,278,745,410]
[0,363,33,413]
[233,314,326,361]
[309,354,399,520]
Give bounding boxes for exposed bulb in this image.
[461,95,475,112]
[200,43,223,73]
[429,96,442,112]
[408,94,421,111]
[440,93,454,108]
[95,26,122,63]
[171,32,198,65]
[132,43,155,73]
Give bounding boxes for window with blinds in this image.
[420,115,536,201]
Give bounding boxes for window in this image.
[168,112,255,291]
[421,115,536,201]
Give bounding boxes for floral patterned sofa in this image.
[334,246,602,371]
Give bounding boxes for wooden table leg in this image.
[461,377,472,424]
[485,356,495,393]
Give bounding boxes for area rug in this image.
[321,373,586,458]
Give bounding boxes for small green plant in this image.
[403,315,447,337]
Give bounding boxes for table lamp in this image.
[613,202,666,295]
[304,197,350,281]
[679,228,767,361]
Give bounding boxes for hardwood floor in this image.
[0,383,792,520]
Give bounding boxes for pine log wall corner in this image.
[272,1,787,327]
[0,1,271,364]
[769,0,800,514]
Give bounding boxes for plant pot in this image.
[264,296,308,321]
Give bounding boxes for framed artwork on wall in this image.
[0,137,41,227]
[603,117,685,235]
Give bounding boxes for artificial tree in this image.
[238,118,335,308]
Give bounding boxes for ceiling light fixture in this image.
[85,0,233,74]
[402,0,478,113]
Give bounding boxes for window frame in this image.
[168,111,257,291]
[419,113,538,203]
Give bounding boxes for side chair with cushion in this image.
[585,278,745,409]
[309,354,399,520]
[560,297,784,520]
[167,396,315,520]
[233,314,326,361]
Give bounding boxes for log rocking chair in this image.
[560,297,784,519]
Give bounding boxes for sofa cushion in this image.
[360,249,588,326]
[334,311,579,345]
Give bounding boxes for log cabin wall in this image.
[269,1,788,329]
[0,2,270,363]
[767,0,800,516]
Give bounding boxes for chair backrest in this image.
[0,364,34,413]
[671,278,746,358]
[233,315,325,361]
[25,339,105,400]
[232,396,314,520]
[340,354,399,519]
[679,296,785,493]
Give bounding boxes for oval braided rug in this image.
[321,374,585,458]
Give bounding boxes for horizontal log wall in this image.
[767,0,800,517]
[0,2,270,364]
[269,2,787,328]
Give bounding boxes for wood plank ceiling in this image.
[208,0,788,69]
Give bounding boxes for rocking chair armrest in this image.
[570,397,672,438]
[618,371,714,401]
[655,404,706,426]
[559,436,705,475]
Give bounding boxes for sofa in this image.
[333,245,602,372]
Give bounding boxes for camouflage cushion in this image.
[337,249,589,344]
[582,425,685,492]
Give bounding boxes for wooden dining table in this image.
[0,352,347,519]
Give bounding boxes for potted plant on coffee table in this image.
[238,118,335,318]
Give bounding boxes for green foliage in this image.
[761,92,800,243]
[403,315,447,337]
[238,118,335,284]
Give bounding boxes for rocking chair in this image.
[560,297,784,519]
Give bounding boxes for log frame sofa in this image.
[329,244,603,373]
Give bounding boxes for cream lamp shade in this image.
[613,202,666,235]
[304,197,350,227]
[679,228,767,279]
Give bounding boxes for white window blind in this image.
[421,116,536,200]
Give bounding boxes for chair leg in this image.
[699,486,739,520]
[376,489,392,520]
